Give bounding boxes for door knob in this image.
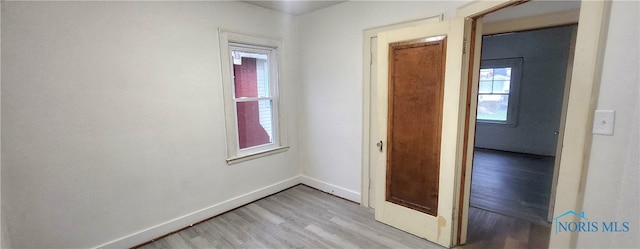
[376,141,383,152]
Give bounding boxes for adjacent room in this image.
[465,2,577,247]
[1,1,638,248]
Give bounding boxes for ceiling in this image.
[484,0,581,22]
[242,0,347,16]
[243,0,582,20]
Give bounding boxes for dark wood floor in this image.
[470,148,555,224]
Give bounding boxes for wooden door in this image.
[386,38,446,216]
[374,19,466,248]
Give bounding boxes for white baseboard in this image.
[95,175,361,248]
[95,176,301,249]
[299,176,361,203]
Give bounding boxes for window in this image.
[477,58,522,125]
[219,30,288,164]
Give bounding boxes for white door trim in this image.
[456,16,484,245]
[549,24,578,222]
[549,1,611,247]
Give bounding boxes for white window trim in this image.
[218,29,288,164]
[477,57,523,126]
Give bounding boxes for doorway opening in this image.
[464,12,578,249]
[362,1,609,248]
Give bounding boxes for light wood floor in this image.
[136,184,551,249]
[136,185,444,249]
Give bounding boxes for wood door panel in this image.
[386,38,446,216]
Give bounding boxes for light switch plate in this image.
[592,110,615,136]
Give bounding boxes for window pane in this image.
[479,81,493,93]
[493,67,511,80]
[232,51,270,98]
[477,94,508,121]
[236,100,273,149]
[492,80,510,93]
[479,68,494,80]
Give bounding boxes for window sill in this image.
[226,146,290,165]
[477,121,517,127]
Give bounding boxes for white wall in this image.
[296,0,467,199]
[298,1,638,246]
[1,2,299,248]
[2,1,638,248]
[475,25,574,156]
[576,1,639,247]
[0,2,5,248]
[1,212,9,249]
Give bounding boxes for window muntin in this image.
[477,58,522,125]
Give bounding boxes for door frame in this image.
[361,0,612,248]
[544,2,610,247]
[549,24,578,222]
[456,1,611,247]
[458,9,580,244]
